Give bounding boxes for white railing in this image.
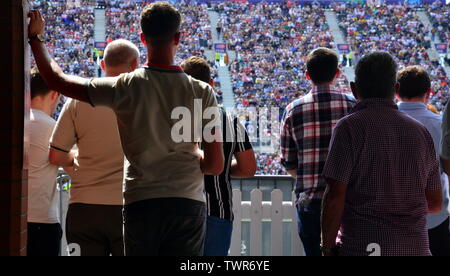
[57,172,304,256]
[230,189,305,256]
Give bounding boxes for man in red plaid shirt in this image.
[280,48,356,256]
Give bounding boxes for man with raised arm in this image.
[28,2,224,256]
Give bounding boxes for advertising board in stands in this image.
[337,44,351,54]
[436,43,449,54]
[94,42,107,50]
[215,43,227,53]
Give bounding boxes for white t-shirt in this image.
[87,65,220,205]
[27,109,60,224]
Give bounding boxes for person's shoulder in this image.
[30,109,55,129]
[329,90,356,103]
[285,95,310,114]
[188,75,215,96]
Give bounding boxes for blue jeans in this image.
[204,216,233,256]
[297,199,322,256]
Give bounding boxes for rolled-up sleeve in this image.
[322,120,354,186]
[280,113,298,171]
[441,103,450,160]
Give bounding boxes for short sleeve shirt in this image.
[323,99,441,256]
[87,65,220,205]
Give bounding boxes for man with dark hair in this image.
[182,56,256,256]
[321,52,443,256]
[397,66,450,256]
[280,47,355,256]
[27,67,62,256]
[28,2,224,256]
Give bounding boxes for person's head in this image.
[140,2,182,57]
[30,67,59,116]
[396,66,431,104]
[305,47,340,86]
[351,51,398,100]
[101,39,140,77]
[181,56,214,86]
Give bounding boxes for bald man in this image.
[49,40,140,256]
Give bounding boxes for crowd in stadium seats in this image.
[105,0,223,102]
[215,2,350,109]
[334,2,450,111]
[31,0,96,118]
[428,1,450,43]
[31,0,96,77]
[32,0,450,176]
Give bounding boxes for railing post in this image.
[230,189,242,256]
[250,189,262,256]
[271,189,283,256]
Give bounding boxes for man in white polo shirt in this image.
[28,2,224,256]
[49,40,140,256]
[27,67,61,256]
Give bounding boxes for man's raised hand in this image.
[28,10,45,38]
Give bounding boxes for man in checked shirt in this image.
[280,48,356,256]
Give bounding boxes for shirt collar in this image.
[144,62,184,72]
[397,101,427,111]
[311,85,332,94]
[352,98,398,113]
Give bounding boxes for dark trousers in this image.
[27,223,62,256]
[66,203,124,256]
[204,216,233,256]
[124,198,206,256]
[297,199,322,256]
[429,217,450,256]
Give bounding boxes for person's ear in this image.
[335,68,341,80]
[424,88,432,103]
[101,60,106,73]
[140,33,147,46]
[395,82,400,95]
[174,32,181,46]
[209,79,215,87]
[350,82,359,100]
[305,71,311,81]
[131,58,139,71]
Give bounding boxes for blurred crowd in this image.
[216,2,350,109]
[105,0,223,102]
[334,2,449,111]
[32,0,450,176]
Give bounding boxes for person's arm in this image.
[231,150,256,178]
[321,177,347,256]
[230,118,256,178]
[287,169,297,178]
[321,120,355,256]
[28,10,90,103]
[441,103,450,175]
[280,112,298,179]
[49,148,75,167]
[200,94,224,175]
[49,99,78,173]
[441,157,450,181]
[201,139,224,175]
[426,189,443,214]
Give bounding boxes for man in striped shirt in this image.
[280,48,356,256]
[182,57,256,256]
